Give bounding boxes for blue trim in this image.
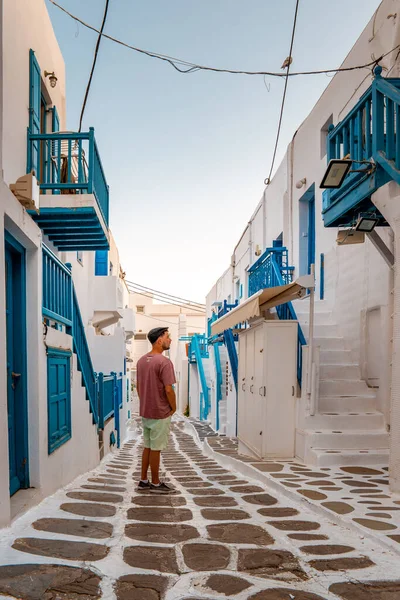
[5,232,29,494]
[28,49,41,175]
[320,253,325,300]
[213,343,223,431]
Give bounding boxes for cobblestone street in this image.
[1,421,400,599]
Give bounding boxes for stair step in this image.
[319,379,371,396]
[318,394,377,413]
[320,349,354,364]
[314,337,346,350]
[301,324,338,338]
[304,412,384,430]
[319,364,360,379]
[307,447,389,467]
[304,429,389,449]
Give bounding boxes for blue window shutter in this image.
[28,49,41,176]
[240,283,243,299]
[52,106,60,132]
[47,349,71,454]
[95,250,108,276]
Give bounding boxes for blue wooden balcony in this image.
[322,67,400,227]
[27,128,109,250]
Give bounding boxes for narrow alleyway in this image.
[0,422,400,599]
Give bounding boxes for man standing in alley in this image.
[136,327,176,493]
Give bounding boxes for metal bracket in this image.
[366,230,394,267]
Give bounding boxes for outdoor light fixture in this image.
[296,177,307,189]
[44,70,58,88]
[320,159,352,189]
[354,215,379,232]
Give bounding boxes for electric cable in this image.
[126,285,206,314]
[48,0,399,79]
[125,279,205,307]
[134,312,206,329]
[126,284,206,312]
[265,0,300,186]
[78,0,110,132]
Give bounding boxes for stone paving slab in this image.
[205,433,400,554]
[1,418,400,599]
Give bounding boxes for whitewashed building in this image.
[203,0,400,491]
[129,292,206,414]
[0,0,134,525]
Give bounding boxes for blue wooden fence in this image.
[98,371,123,446]
[42,245,73,328]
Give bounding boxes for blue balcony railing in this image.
[248,246,294,297]
[42,244,72,329]
[27,128,109,226]
[322,66,400,227]
[248,246,305,385]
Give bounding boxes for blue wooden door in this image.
[5,240,29,495]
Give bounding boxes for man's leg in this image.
[141,447,150,481]
[149,450,161,485]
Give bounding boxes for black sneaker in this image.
[150,482,176,494]
[136,480,151,492]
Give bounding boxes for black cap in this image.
[148,327,169,345]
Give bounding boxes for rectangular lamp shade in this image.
[320,159,352,189]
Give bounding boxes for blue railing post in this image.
[98,372,104,430]
[88,127,95,195]
[112,372,120,448]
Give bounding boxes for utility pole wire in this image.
[265,0,300,186]
[48,0,398,79]
[78,0,110,132]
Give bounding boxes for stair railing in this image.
[71,285,98,424]
[191,334,210,420]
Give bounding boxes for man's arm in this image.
[165,385,176,415]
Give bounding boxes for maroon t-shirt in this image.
[137,352,176,419]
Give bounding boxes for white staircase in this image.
[295,303,389,467]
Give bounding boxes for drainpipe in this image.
[372,182,400,493]
[262,189,267,249]
[307,264,316,414]
[288,130,298,265]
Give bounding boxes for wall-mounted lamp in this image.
[354,215,379,232]
[44,70,58,88]
[295,177,307,189]
[320,158,375,189]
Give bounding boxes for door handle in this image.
[259,386,266,396]
[241,383,246,391]
[250,385,254,393]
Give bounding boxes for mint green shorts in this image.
[142,416,171,451]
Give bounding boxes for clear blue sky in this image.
[46,0,380,302]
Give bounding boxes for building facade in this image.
[201,0,400,490]
[0,0,134,525]
[129,292,206,414]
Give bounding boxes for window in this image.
[134,333,147,340]
[76,251,83,265]
[136,305,145,314]
[95,250,108,276]
[47,349,71,454]
[321,114,333,159]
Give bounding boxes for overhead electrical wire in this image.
[125,279,205,308]
[126,284,206,314]
[135,312,206,330]
[48,0,400,79]
[78,0,110,131]
[265,0,300,186]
